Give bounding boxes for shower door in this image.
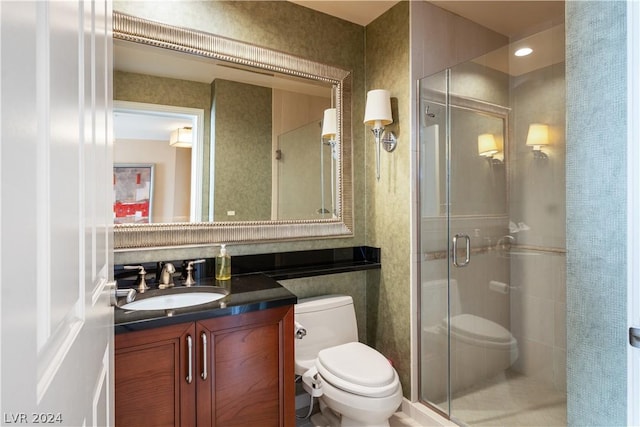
[418,30,567,425]
[418,65,511,421]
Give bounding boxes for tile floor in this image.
[295,410,424,427]
[437,370,566,426]
[296,370,566,427]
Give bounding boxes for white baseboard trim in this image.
[400,399,458,426]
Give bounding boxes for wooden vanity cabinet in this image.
[115,322,196,427]
[115,305,294,427]
[196,305,295,427]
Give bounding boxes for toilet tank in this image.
[294,295,358,375]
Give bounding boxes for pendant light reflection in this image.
[169,127,193,148]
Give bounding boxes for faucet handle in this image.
[123,265,149,292]
[123,265,146,274]
[183,259,206,287]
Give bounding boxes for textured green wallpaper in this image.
[365,1,412,397]
[212,79,271,221]
[114,71,212,110]
[279,271,369,344]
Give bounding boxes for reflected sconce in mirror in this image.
[322,108,337,140]
[169,127,193,148]
[477,133,503,164]
[322,107,338,157]
[322,108,338,141]
[364,89,397,181]
[526,123,549,159]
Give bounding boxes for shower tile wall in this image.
[509,61,566,393]
[510,252,566,392]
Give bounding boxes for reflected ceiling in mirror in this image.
[112,12,353,249]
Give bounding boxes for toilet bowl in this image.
[421,280,518,398]
[295,295,402,427]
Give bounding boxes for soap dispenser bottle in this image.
[215,244,231,280]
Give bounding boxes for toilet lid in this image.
[444,314,513,344]
[316,342,399,398]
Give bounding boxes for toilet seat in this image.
[440,313,516,349]
[316,342,399,398]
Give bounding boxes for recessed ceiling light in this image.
[515,47,533,57]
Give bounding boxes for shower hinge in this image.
[630,327,640,348]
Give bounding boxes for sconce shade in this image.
[322,108,337,139]
[363,89,393,127]
[526,123,549,150]
[478,133,499,157]
[169,127,193,148]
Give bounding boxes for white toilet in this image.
[421,279,518,398]
[295,295,403,427]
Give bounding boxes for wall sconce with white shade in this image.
[364,89,397,181]
[477,133,503,164]
[169,127,193,148]
[526,123,549,159]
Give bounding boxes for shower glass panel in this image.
[419,24,566,426]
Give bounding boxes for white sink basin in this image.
[120,291,226,311]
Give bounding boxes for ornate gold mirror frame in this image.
[113,12,353,249]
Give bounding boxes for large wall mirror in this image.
[112,12,353,249]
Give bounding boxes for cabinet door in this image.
[115,322,197,427]
[197,306,294,427]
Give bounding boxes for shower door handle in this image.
[452,234,471,267]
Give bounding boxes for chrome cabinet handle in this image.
[452,234,471,267]
[107,281,136,306]
[186,335,193,384]
[631,327,640,348]
[201,332,208,380]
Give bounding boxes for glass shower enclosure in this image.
[418,24,566,426]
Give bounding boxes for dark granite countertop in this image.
[114,273,297,334]
[114,246,380,334]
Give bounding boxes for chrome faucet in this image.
[123,265,149,293]
[158,262,176,289]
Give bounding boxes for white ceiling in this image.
[428,1,564,38]
[289,0,566,77]
[287,0,399,26]
[289,0,564,38]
